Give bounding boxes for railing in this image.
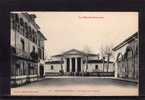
[16,48,30,59]
[11,47,38,62]
[90,72,115,77]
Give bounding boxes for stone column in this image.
[64,58,66,73]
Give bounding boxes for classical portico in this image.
[61,49,85,73]
[65,57,82,73]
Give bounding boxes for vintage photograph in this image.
[10,12,139,96]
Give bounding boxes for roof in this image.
[52,49,99,57]
[62,49,86,55]
[112,32,138,51]
[37,31,47,40]
[22,13,40,29]
[21,13,47,40]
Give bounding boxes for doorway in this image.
[72,58,75,72]
[66,58,70,72]
[39,65,44,78]
[77,57,81,72]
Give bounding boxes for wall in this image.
[113,43,129,77]
[114,37,139,80]
[87,63,114,72]
[10,13,43,87]
[45,64,62,73]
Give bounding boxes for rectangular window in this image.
[38,48,41,59]
[95,65,98,70]
[42,49,44,60]
[51,65,54,70]
[23,62,27,75]
[16,63,20,76]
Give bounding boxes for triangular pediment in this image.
[62,49,85,55]
[52,49,99,58]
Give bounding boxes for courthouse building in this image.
[10,12,47,86]
[45,49,115,76]
[112,32,139,81]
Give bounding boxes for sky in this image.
[27,12,138,58]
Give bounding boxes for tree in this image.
[83,45,91,72]
[100,46,106,72]
[100,44,113,72]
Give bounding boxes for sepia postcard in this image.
[10,11,139,96]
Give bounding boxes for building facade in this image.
[10,12,47,86]
[45,49,115,76]
[37,31,47,78]
[113,32,139,81]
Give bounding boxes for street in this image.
[11,77,138,96]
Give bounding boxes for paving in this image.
[11,77,138,96]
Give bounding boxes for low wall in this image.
[90,72,115,77]
[45,72,115,77]
[11,75,38,87]
[45,72,62,76]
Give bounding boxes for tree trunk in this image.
[86,56,88,72]
[102,57,105,72]
[107,55,110,72]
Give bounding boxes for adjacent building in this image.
[112,32,139,81]
[45,49,115,76]
[10,12,47,86]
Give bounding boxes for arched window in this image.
[116,53,123,62]
[24,22,28,37]
[21,38,25,52]
[20,18,24,26]
[125,46,134,78]
[125,47,133,59]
